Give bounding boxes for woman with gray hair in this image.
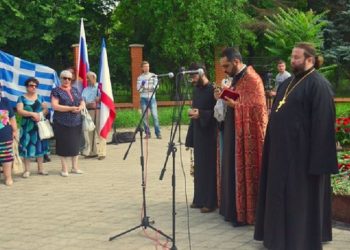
[50,70,85,177]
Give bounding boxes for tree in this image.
[264,7,327,62]
[110,0,256,80]
[322,1,350,94]
[0,1,83,68]
[0,1,119,71]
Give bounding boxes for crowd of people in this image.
[0,42,338,250]
[1,61,165,184]
[0,68,107,184]
[186,43,338,250]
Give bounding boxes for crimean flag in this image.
[98,38,116,139]
[77,18,90,89]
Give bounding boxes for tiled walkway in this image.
[0,127,349,250]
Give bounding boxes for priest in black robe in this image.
[254,42,339,250]
[185,63,217,213]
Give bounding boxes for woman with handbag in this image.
[0,84,18,186]
[16,77,49,178]
[51,70,85,177]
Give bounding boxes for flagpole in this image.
[77,18,90,89]
[76,18,82,82]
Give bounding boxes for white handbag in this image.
[37,113,54,140]
[81,107,96,132]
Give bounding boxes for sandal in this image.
[22,171,30,178]
[5,179,13,186]
[38,170,49,175]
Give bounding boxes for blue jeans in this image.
[140,97,161,136]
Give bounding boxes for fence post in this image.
[129,44,144,109]
[214,47,225,86]
[71,44,79,78]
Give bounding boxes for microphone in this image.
[181,68,204,76]
[151,72,174,78]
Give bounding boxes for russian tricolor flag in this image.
[98,38,116,139]
[77,18,90,89]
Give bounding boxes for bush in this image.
[332,151,350,195]
[336,117,350,146]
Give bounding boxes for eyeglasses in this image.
[28,84,37,88]
[62,77,72,81]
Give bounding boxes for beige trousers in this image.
[82,109,107,157]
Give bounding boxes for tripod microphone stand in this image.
[158,72,192,250]
[109,77,171,242]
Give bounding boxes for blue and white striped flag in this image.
[0,50,59,107]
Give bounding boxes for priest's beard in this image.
[228,65,238,77]
[195,77,205,87]
[292,60,306,75]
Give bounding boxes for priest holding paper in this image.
[216,47,268,226]
[185,63,217,213]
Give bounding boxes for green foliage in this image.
[323,2,350,88]
[336,102,350,117]
[264,8,327,62]
[0,0,83,68]
[324,1,350,71]
[335,103,350,148]
[336,117,350,146]
[332,151,350,195]
[114,83,132,103]
[111,0,256,81]
[114,109,140,128]
[114,106,191,128]
[0,1,119,69]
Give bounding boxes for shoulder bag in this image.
[81,107,96,132]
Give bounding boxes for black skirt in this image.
[53,122,82,157]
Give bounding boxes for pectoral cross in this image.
[275,97,286,112]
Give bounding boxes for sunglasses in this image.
[28,84,37,88]
[62,77,72,81]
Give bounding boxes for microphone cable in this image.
[141,77,171,250]
[179,140,192,250]
[177,77,193,250]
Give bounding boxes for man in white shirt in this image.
[275,60,291,91]
[136,61,162,139]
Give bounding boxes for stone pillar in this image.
[129,44,144,108]
[214,47,225,86]
[71,44,79,79]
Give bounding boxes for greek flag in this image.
[0,50,59,107]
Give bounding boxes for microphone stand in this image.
[109,77,171,242]
[159,72,192,250]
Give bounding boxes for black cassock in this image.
[186,83,217,209]
[254,68,338,250]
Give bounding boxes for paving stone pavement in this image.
[0,126,349,250]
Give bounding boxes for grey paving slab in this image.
[0,126,349,250]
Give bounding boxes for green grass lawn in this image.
[114,103,350,128]
[336,103,350,117]
[115,106,191,128]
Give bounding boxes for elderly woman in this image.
[17,77,49,178]
[51,70,85,177]
[0,85,18,186]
